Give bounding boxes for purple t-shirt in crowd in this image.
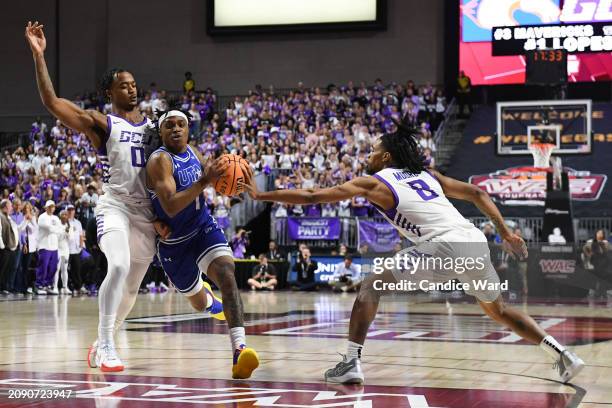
[304,204,321,217]
[231,236,248,258]
[351,196,370,217]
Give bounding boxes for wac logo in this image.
[469,166,607,206]
[540,259,576,274]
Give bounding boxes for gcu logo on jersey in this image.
[177,164,202,187]
[118,130,152,145]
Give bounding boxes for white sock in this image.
[540,335,566,360]
[99,314,116,346]
[229,327,246,350]
[347,341,363,360]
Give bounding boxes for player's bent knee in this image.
[209,258,235,278]
[481,298,507,322]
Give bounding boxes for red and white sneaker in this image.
[95,343,124,372]
[87,340,98,368]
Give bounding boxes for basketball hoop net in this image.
[529,142,555,168]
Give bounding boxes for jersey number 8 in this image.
[407,179,439,201]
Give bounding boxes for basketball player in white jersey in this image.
[243,123,584,384]
[26,22,168,371]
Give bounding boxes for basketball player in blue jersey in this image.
[146,109,259,379]
[243,123,584,385]
[26,22,170,372]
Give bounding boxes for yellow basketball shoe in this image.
[232,345,260,379]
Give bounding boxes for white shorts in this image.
[94,193,157,264]
[385,227,501,303]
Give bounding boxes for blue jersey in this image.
[150,145,217,242]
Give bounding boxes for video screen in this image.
[459,0,612,85]
[209,0,384,34]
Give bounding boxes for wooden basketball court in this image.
[0,291,611,407]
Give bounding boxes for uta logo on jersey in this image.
[178,164,202,187]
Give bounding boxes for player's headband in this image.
[158,110,189,128]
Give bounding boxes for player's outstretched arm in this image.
[431,170,528,260]
[146,153,228,217]
[25,21,106,148]
[242,175,376,205]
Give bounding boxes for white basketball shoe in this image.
[95,343,124,372]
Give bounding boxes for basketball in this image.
[214,154,249,197]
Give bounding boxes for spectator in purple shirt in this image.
[231,228,250,259]
[351,196,370,217]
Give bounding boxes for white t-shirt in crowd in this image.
[37,212,64,251]
[68,218,83,254]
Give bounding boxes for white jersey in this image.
[373,168,475,243]
[99,114,159,202]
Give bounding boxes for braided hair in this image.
[99,68,129,94]
[379,120,426,173]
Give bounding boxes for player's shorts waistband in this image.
[159,228,200,245]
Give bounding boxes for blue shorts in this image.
[157,227,233,296]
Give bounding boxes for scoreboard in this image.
[525,50,568,85]
[493,22,612,55]
[459,0,612,85]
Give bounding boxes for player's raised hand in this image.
[501,233,528,261]
[25,21,46,55]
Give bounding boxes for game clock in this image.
[526,50,568,86]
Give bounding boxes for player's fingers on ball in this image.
[242,162,253,179]
[240,163,250,178]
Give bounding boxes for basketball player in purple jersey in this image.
[26,21,169,372]
[243,123,584,384]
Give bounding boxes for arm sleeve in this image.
[353,264,362,280]
[52,219,67,234]
[0,222,4,249]
[17,219,28,232]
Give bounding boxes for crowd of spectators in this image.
[0,77,446,296]
[210,80,442,218]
